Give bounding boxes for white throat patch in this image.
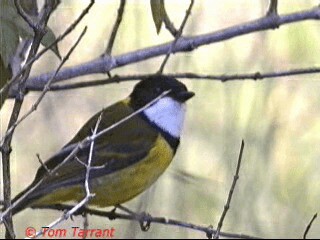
[143,97,186,138]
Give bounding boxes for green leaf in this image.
[41,27,61,59]
[0,20,20,67]
[0,0,34,39]
[19,0,38,16]
[0,0,60,62]
[150,0,166,34]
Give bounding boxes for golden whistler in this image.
[10,75,194,215]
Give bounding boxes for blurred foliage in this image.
[1,0,320,238]
[0,0,60,74]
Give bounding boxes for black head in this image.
[129,75,195,110]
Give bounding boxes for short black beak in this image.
[176,91,195,102]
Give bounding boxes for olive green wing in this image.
[13,101,158,210]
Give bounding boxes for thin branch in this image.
[84,113,102,197]
[116,204,136,215]
[0,26,86,228]
[158,0,194,73]
[0,90,171,223]
[33,204,261,239]
[0,0,95,102]
[303,213,318,239]
[1,1,57,238]
[74,156,106,170]
[213,140,245,239]
[21,5,320,89]
[10,39,32,79]
[105,0,126,55]
[36,154,51,174]
[22,66,320,93]
[104,0,125,78]
[163,13,178,37]
[31,110,102,239]
[0,27,87,148]
[14,0,38,31]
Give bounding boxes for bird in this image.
[9,75,195,215]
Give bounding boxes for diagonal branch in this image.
[105,0,126,55]
[14,0,38,31]
[104,0,126,78]
[0,27,87,148]
[31,112,102,239]
[303,213,318,239]
[1,1,58,238]
[0,0,95,103]
[163,12,178,37]
[22,5,320,90]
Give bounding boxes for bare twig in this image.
[0,90,171,223]
[104,0,126,78]
[84,113,102,197]
[158,0,194,73]
[213,140,245,239]
[105,0,126,55]
[0,26,86,235]
[10,39,32,80]
[1,1,57,238]
[303,213,318,239]
[74,156,106,170]
[1,24,85,230]
[0,0,95,101]
[163,14,178,37]
[33,204,261,239]
[30,110,102,239]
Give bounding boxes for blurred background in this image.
[1,0,320,238]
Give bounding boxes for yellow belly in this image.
[32,135,174,207]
